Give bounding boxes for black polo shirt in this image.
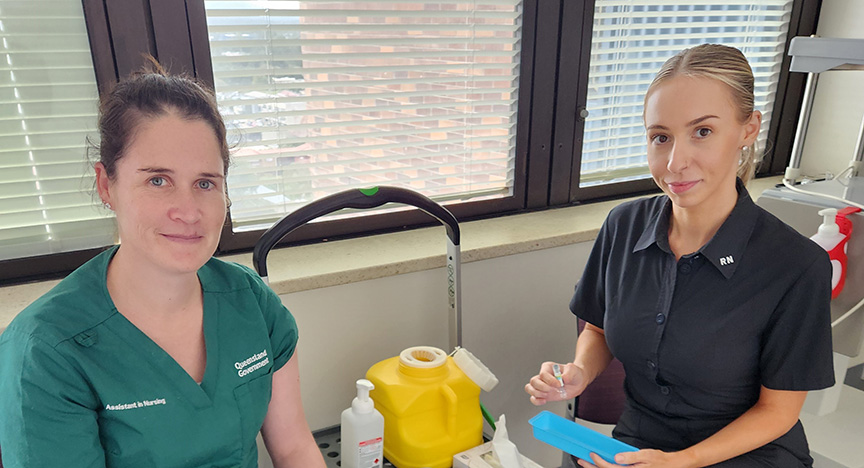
[570,181,834,465]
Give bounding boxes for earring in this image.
[103,202,112,210]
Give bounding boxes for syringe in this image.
[552,363,567,398]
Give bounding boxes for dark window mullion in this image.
[104,0,157,78]
[186,0,216,89]
[524,0,562,209]
[82,0,118,93]
[150,0,195,76]
[760,0,822,177]
[511,0,538,212]
[550,0,594,206]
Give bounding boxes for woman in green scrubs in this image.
[0,66,326,467]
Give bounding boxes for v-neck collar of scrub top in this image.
[94,246,219,408]
[632,179,761,279]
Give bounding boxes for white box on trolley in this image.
[453,442,544,468]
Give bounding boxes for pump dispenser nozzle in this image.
[818,208,840,236]
[352,379,375,414]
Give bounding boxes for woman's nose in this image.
[666,143,690,173]
[168,190,201,223]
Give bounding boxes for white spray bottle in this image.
[341,379,384,468]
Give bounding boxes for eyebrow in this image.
[686,114,719,127]
[138,167,224,179]
[646,114,720,132]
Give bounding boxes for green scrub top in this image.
[0,247,298,467]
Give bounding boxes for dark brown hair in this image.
[97,60,229,179]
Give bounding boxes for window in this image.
[0,0,109,262]
[0,0,819,282]
[578,0,795,188]
[203,0,524,233]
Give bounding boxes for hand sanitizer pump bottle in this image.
[341,379,384,468]
[810,208,847,298]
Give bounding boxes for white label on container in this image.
[357,437,383,467]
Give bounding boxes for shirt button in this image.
[655,313,666,325]
[679,263,692,274]
[660,386,670,395]
[647,360,656,370]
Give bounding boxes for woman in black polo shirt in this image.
[525,44,834,467]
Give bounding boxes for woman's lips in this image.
[162,233,203,242]
[667,180,699,194]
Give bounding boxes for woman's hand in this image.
[577,449,698,468]
[524,361,588,405]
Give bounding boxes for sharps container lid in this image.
[453,347,499,392]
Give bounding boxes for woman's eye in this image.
[696,127,712,138]
[651,134,668,144]
[149,176,165,187]
[198,180,214,190]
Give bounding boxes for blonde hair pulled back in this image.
[646,44,760,184]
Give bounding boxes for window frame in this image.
[0,0,820,284]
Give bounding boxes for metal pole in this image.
[853,113,864,176]
[446,239,462,351]
[789,72,820,170]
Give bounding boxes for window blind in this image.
[0,0,110,261]
[204,0,522,231]
[580,0,794,187]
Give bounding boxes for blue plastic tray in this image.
[528,411,638,464]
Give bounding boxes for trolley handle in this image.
[252,186,460,278]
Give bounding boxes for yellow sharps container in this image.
[366,346,497,468]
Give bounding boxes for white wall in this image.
[798,0,864,178]
[284,242,593,467]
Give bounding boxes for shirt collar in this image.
[633,179,760,279]
[633,199,672,253]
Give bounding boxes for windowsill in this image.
[0,177,782,329]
